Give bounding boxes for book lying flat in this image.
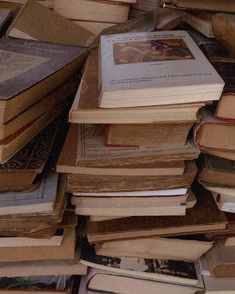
[69,49,204,124]
[80,269,201,294]
[57,124,199,171]
[86,187,227,243]
[99,31,224,108]
[80,244,201,286]
[6,0,95,47]
[66,161,197,193]
[0,38,86,124]
[0,115,63,192]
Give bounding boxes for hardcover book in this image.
[0,38,86,123]
[99,30,224,108]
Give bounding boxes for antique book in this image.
[0,38,86,124]
[0,101,65,163]
[66,161,197,193]
[205,186,235,203]
[86,188,227,243]
[106,123,193,147]
[80,244,201,286]
[194,108,235,153]
[6,0,95,47]
[212,13,235,58]
[183,12,215,38]
[58,124,199,172]
[0,227,75,262]
[203,275,235,294]
[205,240,235,277]
[0,114,65,192]
[211,192,235,214]
[199,155,235,187]
[0,254,87,277]
[54,0,129,23]
[99,31,224,108]
[0,77,77,140]
[80,268,203,294]
[162,0,235,13]
[95,237,213,262]
[155,7,184,31]
[70,49,204,124]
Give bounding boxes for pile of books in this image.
[55,30,230,293]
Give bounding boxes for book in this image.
[106,123,193,147]
[86,187,227,243]
[0,77,77,139]
[194,108,235,154]
[183,12,215,38]
[0,255,87,276]
[155,8,184,31]
[162,0,235,13]
[199,155,235,188]
[0,38,86,124]
[99,31,224,108]
[0,114,65,192]
[0,8,11,35]
[70,49,204,124]
[6,0,95,47]
[0,100,65,163]
[58,123,199,171]
[73,20,116,36]
[95,237,213,262]
[54,0,129,23]
[81,244,201,286]
[80,269,201,294]
[203,275,235,294]
[212,13,235,58]
[211,192,235,214]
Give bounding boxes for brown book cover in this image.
[0,38,87,123]
[86,187,227,243]
[6,0,95,47]
[66,161,197,193]
[199,154,235,187]
[106,123,193,147]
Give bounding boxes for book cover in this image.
[99,30,224,108]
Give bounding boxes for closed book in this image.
[0,38,86,124]
[69,49,204,124]
[6,0,95,47]
[99,31,224,108]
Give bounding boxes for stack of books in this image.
[56,30,227,293]
[53,0,134,36]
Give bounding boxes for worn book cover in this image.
[81,243,199,286]
[99,30,224,108]
[7,0,95,47]
[0,38,86,123]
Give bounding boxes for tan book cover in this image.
[106,123,193,147]
[69,49,203,124]
[7,0,95,47]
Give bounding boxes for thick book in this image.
[58,124,199,171]
[162,0,235,13]
[199,154,235,188]
[0,38,86,124]
[106,123,193,147]
[99,30,224,108]
[194,108,235,154]
[54,0,129,23]
[6,0,95,47]
[66,161,197,193]
[86,187,227,243]
[70,49,204,124]
[81,244,201,286]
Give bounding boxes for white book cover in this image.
[100,30,224,107]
